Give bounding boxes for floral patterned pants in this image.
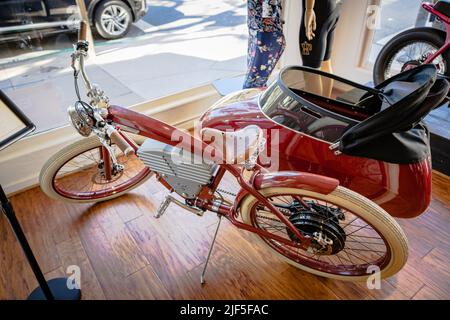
[243,29,286,89]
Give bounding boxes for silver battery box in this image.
[137,139,217,199]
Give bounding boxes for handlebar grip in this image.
[110,130,134,156]
[78,20,88,42]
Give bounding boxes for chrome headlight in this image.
[68,101,96,137]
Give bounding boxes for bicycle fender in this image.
[253,171,339,194]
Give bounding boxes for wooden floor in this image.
[1,171,449,300]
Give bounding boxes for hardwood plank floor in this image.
[0,171,449,300]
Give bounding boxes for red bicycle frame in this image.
[422,2,450,64]
[105,104,339,249]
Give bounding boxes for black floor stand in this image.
[0,184,81,300]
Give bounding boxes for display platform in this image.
[213,75,246,96]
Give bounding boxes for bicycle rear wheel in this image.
[239,186,408,281]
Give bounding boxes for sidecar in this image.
[198,64,449,218]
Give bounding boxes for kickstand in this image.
[200,215,222,285]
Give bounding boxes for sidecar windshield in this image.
[259,66,381,143]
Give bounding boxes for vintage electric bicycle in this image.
[40,22,448,282]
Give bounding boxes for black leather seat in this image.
[434,0,450,17]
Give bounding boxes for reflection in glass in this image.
[260,67,381,143]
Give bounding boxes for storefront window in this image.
[1,1,247,134]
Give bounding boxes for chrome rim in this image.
[100,4,130,36]
[385,41,446,80]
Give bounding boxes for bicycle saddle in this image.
[200,125,264,164]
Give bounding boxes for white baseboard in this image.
[0,84,221,195]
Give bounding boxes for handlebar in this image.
[73,21,124,153]
[78,20,88,42]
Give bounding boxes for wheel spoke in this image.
[345,239,385,245]
[345,223,371,236]
[347,234,384,240]
[117,10,128,21]
[386,41,445,79]
[343,249,371,264]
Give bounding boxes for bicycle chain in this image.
[216,188,237,197]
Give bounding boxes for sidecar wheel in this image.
[239,186,408,281]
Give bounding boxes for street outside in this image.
[0,0,426,133]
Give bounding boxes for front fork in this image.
[100,146,112,181]
[98,135,125,181]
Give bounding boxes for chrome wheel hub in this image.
[101,5,130,36]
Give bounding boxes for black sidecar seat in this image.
[434,0,450,17]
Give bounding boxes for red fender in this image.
[254,171,339,193]
[233,171,339,214]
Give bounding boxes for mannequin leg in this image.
[320,59,334,98]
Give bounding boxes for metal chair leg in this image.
[200,215,222,285]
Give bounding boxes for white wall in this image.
[281,0,303,67]
[331,0,373,83]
